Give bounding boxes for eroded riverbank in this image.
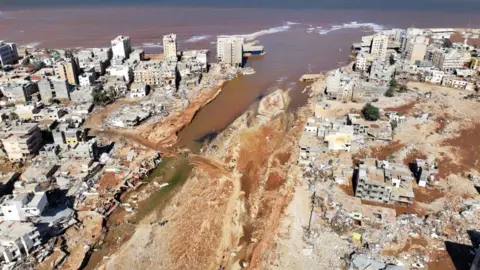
[90,79,320,269]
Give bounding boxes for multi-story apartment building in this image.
[401,28,425,53]
[107,64,133,83]
[355,159,414,205]
[55,58,79,85]
[78,72,95,86]
[0,81,38,104]
[432,49,464,72]
[369,34,389,61]
[37,77,71,103]
[0,192,48,221]
[0,41,18,67]
[403,36,429,64]
[1,123,43,161]
[133,60,177,86]
[217,36,244,67]
[355,52,372,72]
[76,48,112,75]
[163,34,177,60]
[111,35,132,60]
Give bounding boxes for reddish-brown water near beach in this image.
[0,6,478,145]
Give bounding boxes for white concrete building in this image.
[0,221,41,263]
[401,28,426,52]
[130,82,147,98]
[111,35,132,60]
[14,103,41,120]
[369,34,389,60]
[0,192,48,221]
[79,72,95,86]
[355,53,368,72]
[355,52,374,72]
[217,36,244,67]
[442,76,469,89]
[106,64,133,82]
[432,49,464,72]
[0,41,18,67]
[386,28,405,42]
[427,28,455,40]
[403,36,429,64]
[163,34,177,60]
[425,70,445,84]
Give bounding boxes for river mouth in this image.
[83,25,358,268]
[83,157,192,269]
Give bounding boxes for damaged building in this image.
[355,159,415,205]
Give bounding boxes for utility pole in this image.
[307,191,315,231]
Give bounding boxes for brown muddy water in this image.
[1,6,478,145]
[1,5,478,268]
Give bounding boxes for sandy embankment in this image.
[85,79,228,153]
[94,77,323,270]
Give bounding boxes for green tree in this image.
[362,103,380,121]
[385,87,395,97]
[398,85,408,93]
[92,89,109,105]
[443,39,453,48]
[389,78,398,88]
[9,112,19,120]
[389,54,396,66]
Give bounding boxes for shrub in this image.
[398,85,408,93]
[362,103,380,121]
[385,88,395,97]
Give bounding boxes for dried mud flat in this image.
[84,76,480,270]
[93,89,306,270]
[247,81,480,269]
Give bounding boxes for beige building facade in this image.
[55,59,79,85]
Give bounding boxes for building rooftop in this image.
[299,132,324,149]
[0,172,18,185]
[24,192,44,209]
[361,205,396,224]
[22,159,58,182]
[0,220,37,242]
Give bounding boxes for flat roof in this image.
[0,172,18,184]
[24,192,44,209]
[0,221,37,241]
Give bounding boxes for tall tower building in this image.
[370,34,389,61]
[217,36,244,67]
[111,35,132,60]
[163,34,177,60]
[55,58,79,85]
[403,36,429,64]
[0,41,19,67]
